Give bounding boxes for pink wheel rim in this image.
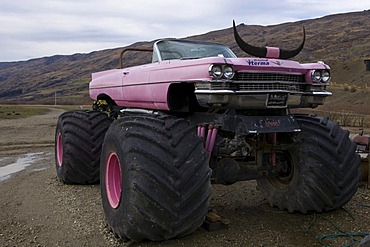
[56,131,63,167]
[106,152,122,208]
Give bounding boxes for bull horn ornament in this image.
[233,20,305,59]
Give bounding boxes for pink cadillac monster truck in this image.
[55,21,361,241]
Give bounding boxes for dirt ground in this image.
[0,108,369,247]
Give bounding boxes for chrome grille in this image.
[238,83,306,92]
[203,82,306,92]
[235,72,305,82]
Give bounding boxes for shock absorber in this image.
[198,124,219,159]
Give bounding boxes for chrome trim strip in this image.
[311,91,332,96]
[194,89,235,94]
[195,89,332,96]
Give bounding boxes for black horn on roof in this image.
[233,20,305,59]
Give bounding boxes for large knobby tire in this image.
[55,110,112,184]
[257,115,361,213]
[100,114,211,241]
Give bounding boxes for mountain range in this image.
[0,10,369,109]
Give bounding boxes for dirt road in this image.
[0,108,369,247]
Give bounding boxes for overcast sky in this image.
[1,0,369,62]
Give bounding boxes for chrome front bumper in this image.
[194,89,332,109]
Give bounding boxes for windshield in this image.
[153,39,236,62]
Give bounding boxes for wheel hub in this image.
[106,152,122,208]
[56,131,63,167]
[268,152,294,189]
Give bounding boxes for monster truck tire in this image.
[55,110,112,184]
[100,114,211,241]
[257,115,361,213]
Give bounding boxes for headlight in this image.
[223,65,235,79]
[311,69,331,83]
[321,70,330,83]
[209,65,223,79]
[312,70,322,82]
[209,64,235,79]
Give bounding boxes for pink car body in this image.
[89,39,331,112]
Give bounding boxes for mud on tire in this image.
[257,115,361,213]
[100,114,211,241]
[55,110,112,184]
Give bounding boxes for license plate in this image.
[267,93,288,107]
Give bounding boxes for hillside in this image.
[0,10,369,106]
